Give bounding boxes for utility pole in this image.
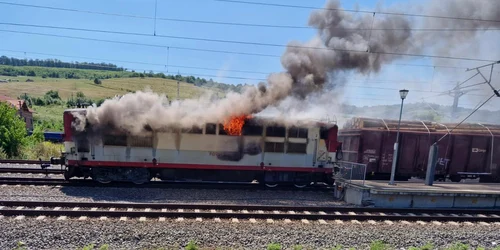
[450,83,466,119]
[177,81,179,100]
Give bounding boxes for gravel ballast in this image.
[0,184,347,206]
[0,218,498,249]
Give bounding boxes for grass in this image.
[0,75,225,100]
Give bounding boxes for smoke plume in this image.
[74,0,500,135]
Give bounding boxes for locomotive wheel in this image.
[265,183,279,188]
[293,182,310,188]
[129,168,151,185]
[92,168,112,184]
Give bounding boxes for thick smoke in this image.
[74,0,500,135]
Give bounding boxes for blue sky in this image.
[1,0,499,110]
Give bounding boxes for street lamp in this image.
[389,89,409,185]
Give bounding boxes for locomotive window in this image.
[266,126,286,137]
[243,125,263,136]
[129,136,153,147]
[182,126,203,134]
[218,124,228,135]
[265,142,285,153]
[288,127,308,138]
[205,123,216,135]
[76,137,90,152]
[103,134,127,146]
[287,142,307,154]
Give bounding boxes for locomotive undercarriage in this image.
[63,165,334,188]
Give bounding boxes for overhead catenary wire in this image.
[0,23,497,63]
[435,92,498,143]
[1,50,488,90]
[213,0,500,24]
[2,0,500,30]
[0,49,271,75]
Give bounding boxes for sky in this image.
[1,0,499,113]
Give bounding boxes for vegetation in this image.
[267,243,282,250]
[0,103,63,159]
[0,57,248,93]
[0,102,28,157]
[185,240,199,250]
[0,56,124,71]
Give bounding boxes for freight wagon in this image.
[339,117,500,183]
[49,109,343,187]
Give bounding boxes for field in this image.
[0,75,227,131]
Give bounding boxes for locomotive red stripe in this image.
[67,160,333,173]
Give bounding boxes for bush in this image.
[185,240,199,250]
[94,78,102,85]
[267,243,282,250]
[0,102,28,157]
[20,142,62,160]
[370,240,390,250]
[0,148,7,159]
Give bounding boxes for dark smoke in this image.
[73,0,500,135]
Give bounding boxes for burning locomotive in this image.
[49,109,343,187]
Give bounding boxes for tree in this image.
[0,102,27,157]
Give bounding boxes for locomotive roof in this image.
[64,108,338,128]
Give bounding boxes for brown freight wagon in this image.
[338,117,500,183]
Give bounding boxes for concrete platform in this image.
[335,180,500,208]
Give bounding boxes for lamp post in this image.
[389,89,409,185]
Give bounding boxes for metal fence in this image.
[334,161,367,185]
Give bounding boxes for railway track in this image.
[0,167,64,174]
[0,176,334,191]
[0,200,499,223]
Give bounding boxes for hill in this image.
[0,69,228,131]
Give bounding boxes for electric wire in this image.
[213,0,500,24]
[435,92,498,143]
[0,23,497,62]
[2,0,500,29]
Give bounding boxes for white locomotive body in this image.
[56,109,343,187]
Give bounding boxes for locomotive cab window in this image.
[205,123,216,135]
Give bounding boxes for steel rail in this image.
[0,177,334,191]
[0,200,498,222]
[0,160,50,164]
[0,168,64,174]
[0,200,498,214]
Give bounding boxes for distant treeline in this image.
[0,56,124,71]
[0,55,249,93]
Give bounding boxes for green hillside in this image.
[0,64,232,132]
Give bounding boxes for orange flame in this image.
[223,115,251,136]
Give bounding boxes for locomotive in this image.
[49,109,343,187]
